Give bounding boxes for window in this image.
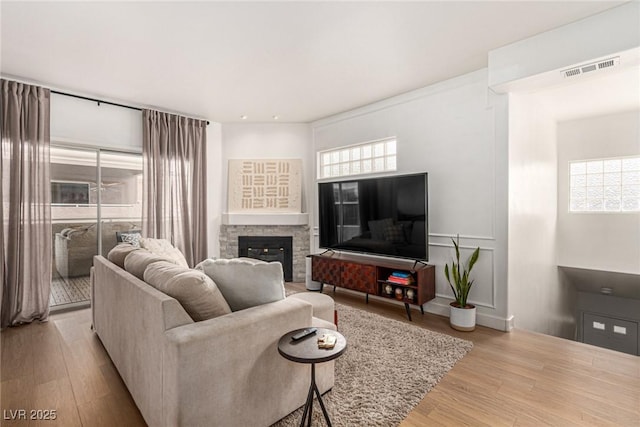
[569,156,640,212]
[318,138,396,179]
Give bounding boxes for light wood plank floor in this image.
[1,283,638,426]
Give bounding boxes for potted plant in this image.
[444,235,480,331]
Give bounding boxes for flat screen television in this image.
[318,173,428,260]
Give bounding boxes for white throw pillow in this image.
[195,258,286,312]
[139,237,189,268]
[144,261,231,321]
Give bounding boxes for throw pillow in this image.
[383,224,405,243]
[195,258,286,312]
[368,218,394,240]
[107,243,141,268]
[139,238,189,268]
[117,231,142,247]
[124,249,176,280]
[144,262,231,321]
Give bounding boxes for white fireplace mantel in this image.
[221,212,309,226]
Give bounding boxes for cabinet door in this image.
[311,256,340,285]
[583,313,638,356]
[341,262,376,293]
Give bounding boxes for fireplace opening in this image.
[238,236,293,282]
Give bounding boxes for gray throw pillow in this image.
[107,243,140,268]
[195,258,286,311]
[144,261,231,321]
[124,249,174,280]
[139,237,189,268]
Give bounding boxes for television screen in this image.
[51,181,90,204]
[318,173,428,260]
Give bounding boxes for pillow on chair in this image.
[195,258,285,311]
[139,238,189,268]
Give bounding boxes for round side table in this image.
[278,328,347,427]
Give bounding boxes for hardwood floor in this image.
[1,308,145,426]
[1,283,638,426]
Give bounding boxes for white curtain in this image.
[1,79,52,328]
[142,109,207,267]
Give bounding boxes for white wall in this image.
[311,69,511,330]
[203,123,313,258]
[507,92,577,339]
[220,123,313,214]
[557,110,640,274]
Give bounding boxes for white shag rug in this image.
[272,301,473,426]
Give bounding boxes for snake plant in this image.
[444,235,480,308]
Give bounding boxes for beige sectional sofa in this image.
[91,251,335,427]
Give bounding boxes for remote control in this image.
[291,328,317,341]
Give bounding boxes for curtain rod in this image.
[50,90,210,125]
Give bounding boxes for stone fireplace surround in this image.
[219,223,310,282]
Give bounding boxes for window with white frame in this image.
[318,138,396,179]
[569,156,640,212]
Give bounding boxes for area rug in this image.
[272,301,473,427]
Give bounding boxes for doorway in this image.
[50,146,142,309]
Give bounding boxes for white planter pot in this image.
[449,302,476,332]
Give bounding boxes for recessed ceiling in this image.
[0,1,627,123]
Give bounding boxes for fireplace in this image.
[219,224,309,282]
[238,236,293,282]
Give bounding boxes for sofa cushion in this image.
[107,243,141,268]
[124,249,174,280]
[140,237,189,268]
[144,261,231,321]
[195,258,286,311]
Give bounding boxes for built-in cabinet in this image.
[577,292,640,356]
[311,253,435,320]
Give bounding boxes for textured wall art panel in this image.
[228,159,302,212]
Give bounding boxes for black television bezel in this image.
[317,172,429,261]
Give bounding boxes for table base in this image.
[299,363,331,427]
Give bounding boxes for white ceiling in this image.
[0,1,628,123]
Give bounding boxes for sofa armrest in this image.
[162,297,315,427]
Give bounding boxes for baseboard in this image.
[330,287,512,332]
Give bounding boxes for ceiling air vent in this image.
[562,57,620,78]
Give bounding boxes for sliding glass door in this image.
[50,147,98,308]
[50,145,142,309]
[99,151,143,257]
